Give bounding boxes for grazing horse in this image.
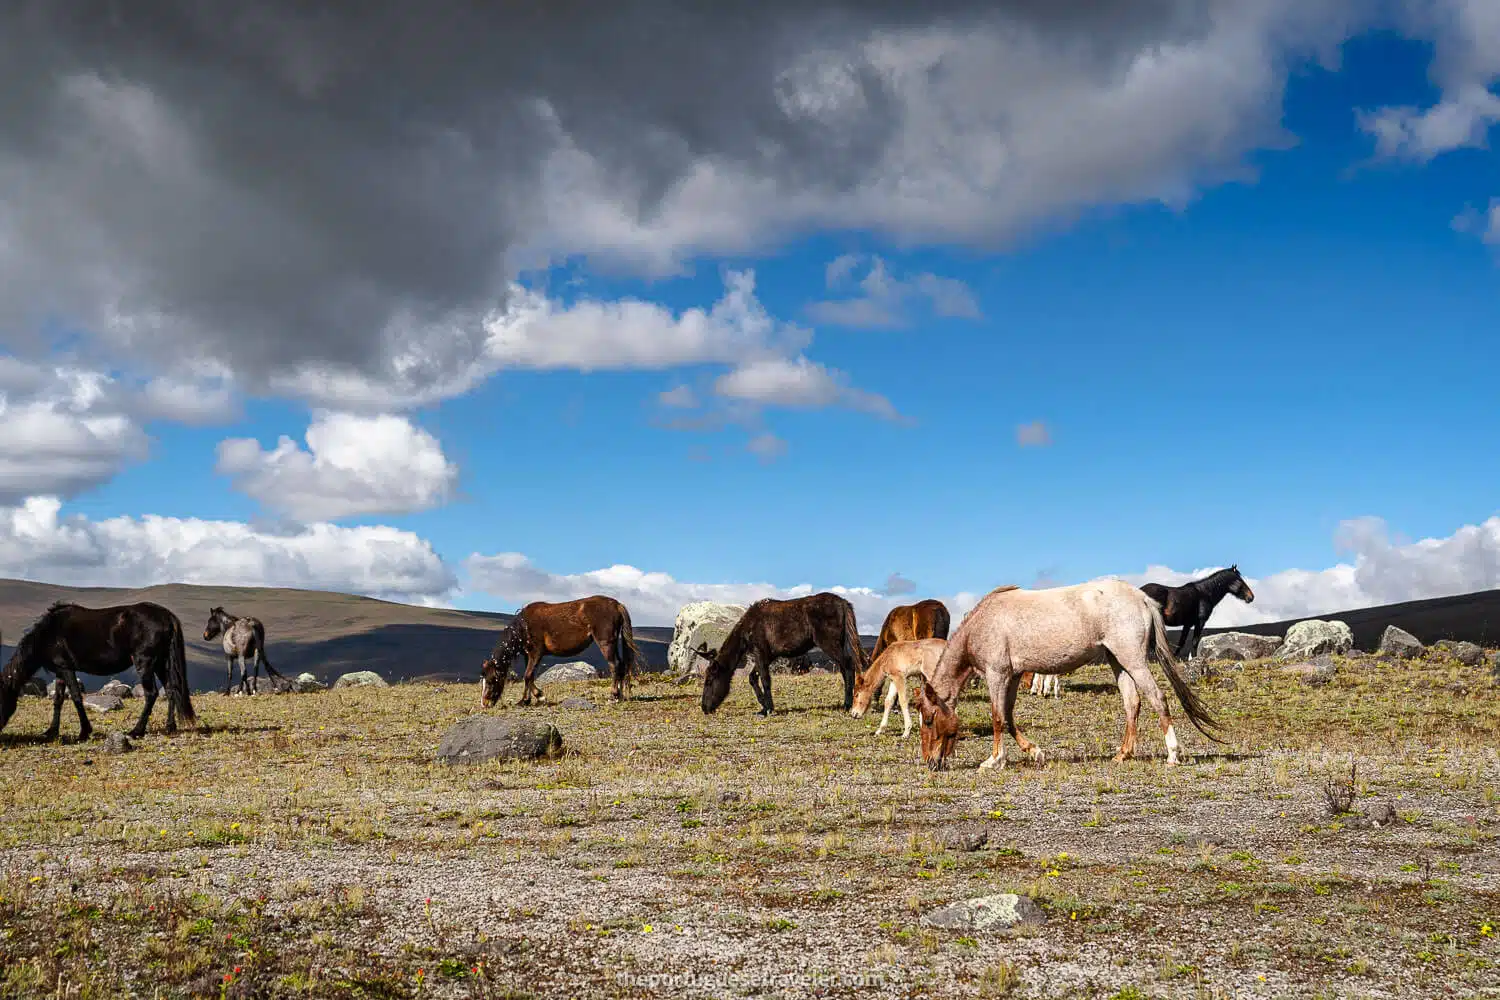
[869,599,951,664]
[699,592,868,716]
[913,581,1223,771]
[0,602,196,742]
[1140,565,1255,659]
[203,607,285,695]
[480,595,641,707]
[850,638,947,737]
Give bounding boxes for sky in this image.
[1,1,1499,633]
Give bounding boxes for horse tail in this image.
[252,621,285,679]
[616,604,641,679]
[841,600,869,672]
[1146,597,1223,743]
[167,614,197,725]
[931,602,952,641]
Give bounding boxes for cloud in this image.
[464,551,981,632]
[658,385,699,408]
[1117,513,1500,627]
[807,254,981,329]
[216,412,459,521]
[746,432,788,463]
[1453,197,1500,246]
[0,361,150,503]
[714,355,901,420]
[883,572,917,596]
[0,496,455,606]
[0,0,1419,412]
[1016,420,1052,447]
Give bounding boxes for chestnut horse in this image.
[869,599,951,664]
[480,595,641,707]
[850,637,947,737]
[699,592,868,716]
[914,581,1222,771]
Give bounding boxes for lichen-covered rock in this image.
[131,683,146,699]
[333,670,388,689]
[1278,620,1354,660]
[537,661,602,684]
[82,694,124,713]
[436,716,563,764]
[291,672,325,693]
[1197,632,1283,662]
[103,732,133,755]
[98,679,134,699]
[920,893,1045,931]
[667,601,796,680]
[1433,640,1485,666]
[1378,626,1424,659]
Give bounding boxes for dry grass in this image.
[1,653,1498,999]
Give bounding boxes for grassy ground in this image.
[1,653,1497,999]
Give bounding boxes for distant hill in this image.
[2,579,1495,694]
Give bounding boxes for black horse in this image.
[0,602,196,742]
[1140,566,1255,659]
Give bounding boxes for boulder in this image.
[920,893,1045,932]
[1278,620,1354,660]
[1377,626,1424,660]
[291,672,325,693]
[537,661,602,684]
[667,601,797,680]
[1433,640,1485,667]
[82,694,124,713]
[98,679,134,699]
[332,670,388,689]
[1196,632,1283,662]
[1277,654,1338,687]
[436,716,563,765]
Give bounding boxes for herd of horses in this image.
[0,566,1255,769]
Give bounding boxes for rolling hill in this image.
[1,578,1495,693]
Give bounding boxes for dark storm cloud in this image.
[0,1,1358,402]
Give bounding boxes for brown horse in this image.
[480,595,641,707]
[914,581,1222,771]
[699,592,868,716]
[869,599,951,663]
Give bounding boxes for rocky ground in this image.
[1,651,1497,999]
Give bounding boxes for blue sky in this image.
[1,4,1498,631]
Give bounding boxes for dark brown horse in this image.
[869,599,951,663]
[699,592,869,716]
[480,595,641,707]
[1140,565,1254,659]
[0,602,196,742]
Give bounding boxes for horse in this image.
[0,602,196,742]
[1139,565,1254,659]
[203,607,286,695]
[869,599,951,663]
[1020,671,1063,698]
[699,592,868,716]
[850,637,947,737]
[480,595,641,707]
[913,581,1223,771]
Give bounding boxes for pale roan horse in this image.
[914,581,1224,770]
[203,607,285,695]
[849,637,947,738]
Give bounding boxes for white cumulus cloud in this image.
[216,412,459,522]
[807,254,981,329]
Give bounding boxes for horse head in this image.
[479,624,526,708]
[914,680,957,770]
[203,607,227,642]
[1227,565,1255,603]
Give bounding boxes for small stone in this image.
[103,733,133,755]
[920,893,1045,932]
[1368,801,1398,827]
[939,826,989,852]
[1377,626,1424,660]
[720,790,742,803]
[82,694,124,713]
[131,684,146,699]
[332,670,388,689]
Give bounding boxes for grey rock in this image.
[920,893,1045,932]
[1197,632,1284,662]
[291,672,325,693]
[1367,801,1399,827]
[131,683,146,699]
[1491,651,1500,679]
[939,826,990,853]
[537,661,602,684]
[97,679,134,699]
[1378,626,1424,660]
[332,670,388,689]
[559,697,597,710]
[436,716,563,765]
[667,601,798,681]
[1278,654,1338,687]
[82,694,124,713]
[1433,640,1485,667]
[1279,620,1354,660]
[103,732,133,755]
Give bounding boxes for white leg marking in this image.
[978,747,1006,771]
[1164,724,1180,766]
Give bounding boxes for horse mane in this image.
[0,606,69,692]
[706,612,757,681]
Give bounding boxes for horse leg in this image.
[897,677,914,739]
[1105,658,1141,762]
[44,673,66,740]
[599,633,624,702]
[224,653,236,696]
[875,677,898,735]
[757,654,775,716]
[62,670,92,742]
[520,649,544,706]
[129,671,159,739]
[1002,670,1044,766]
[1113,646,1182,765]
[978,669,1012,770]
